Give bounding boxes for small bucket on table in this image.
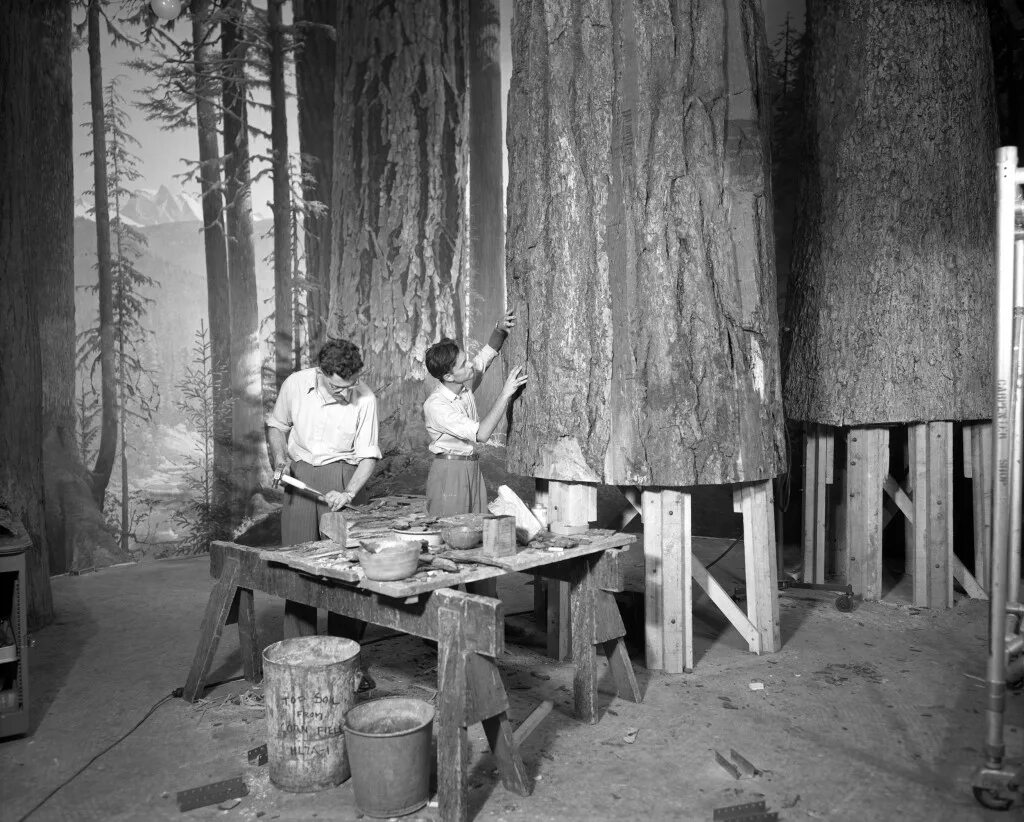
[263,635,360,792]
[344,697,435,818]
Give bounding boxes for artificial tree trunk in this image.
[294,0,336,353]
[329,0,468,452]
[192,0,232,529]
[466,0,506,422]
[783,0,997,425]
[222,0,269,517]
[506,0,785,486]
[1,0,64,628]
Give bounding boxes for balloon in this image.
[151,0,182,20]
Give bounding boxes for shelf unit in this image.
[0,533,30,738]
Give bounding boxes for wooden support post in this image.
[927,422,955,608]
[639,489,692,674]
[734,481,781,653]
[966,421,993,591]
[845,427,888,600]
[533,479,548,625]
[543,481,595,659]
[802,423,834,584]
[906,422,956,607]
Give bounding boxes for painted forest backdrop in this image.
[3,0,1024,630]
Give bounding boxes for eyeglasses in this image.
[320,369,361,391]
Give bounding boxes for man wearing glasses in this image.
[267,339,382,545]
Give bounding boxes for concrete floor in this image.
[1,540,1022,822]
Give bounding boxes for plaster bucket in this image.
[343,697,435,818]
[263,635,360,791]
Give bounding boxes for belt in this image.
[434,452,479,461]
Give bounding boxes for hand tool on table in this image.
[276,473,329,504]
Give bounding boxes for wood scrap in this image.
[488,485,542,543]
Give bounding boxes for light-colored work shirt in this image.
[423,345,498,456]
[267,367,382,466]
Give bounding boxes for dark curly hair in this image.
[425,338,461,379]
[318,339,363,379]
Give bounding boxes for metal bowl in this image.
[440,524,483,550]
[358,538,422,581]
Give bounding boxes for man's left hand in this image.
[499,309,517,331]
[325,490,354,511]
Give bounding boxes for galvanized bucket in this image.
[344,697,435,817]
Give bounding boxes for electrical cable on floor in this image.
[15,675,246,822]
[705,538,742,570]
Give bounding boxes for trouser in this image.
[425,455,495,597]
[425,457,488,517]
[280,460,356,545]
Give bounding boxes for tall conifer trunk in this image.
[329,0,469,451]
[222,0,268,517]
[269,0,292,388]
[192,0,232,529]
[294,0,335,353]
[87,0,117,506]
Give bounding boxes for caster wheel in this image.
[973,785,1016,811]
[835,595,854,612]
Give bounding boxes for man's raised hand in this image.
[502,365,528,398]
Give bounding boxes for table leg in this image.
[438,605,470,822]
[283,600,317,638]
[236,588,262,683]
[326,611,367,641]
[596,591,641,704]
[183,557,240,702]
[570,555,599,723]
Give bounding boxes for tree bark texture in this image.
[88,0,118,507]
[330,0,468,451]
[1,0,59,628]
[467,0,506,424]
[783,0,997,425]
[269,0,292,389]
[505,0,785,486]
[223,0,270,517]
[192,0,232,527]
[34,0,76,449]
[294,0,336,353]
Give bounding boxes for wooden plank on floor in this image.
[642,489,664,671]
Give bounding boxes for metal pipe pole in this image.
[986,147,1018,768]
[1010,240,1024,614]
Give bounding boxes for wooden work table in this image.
[183,496,641,822]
